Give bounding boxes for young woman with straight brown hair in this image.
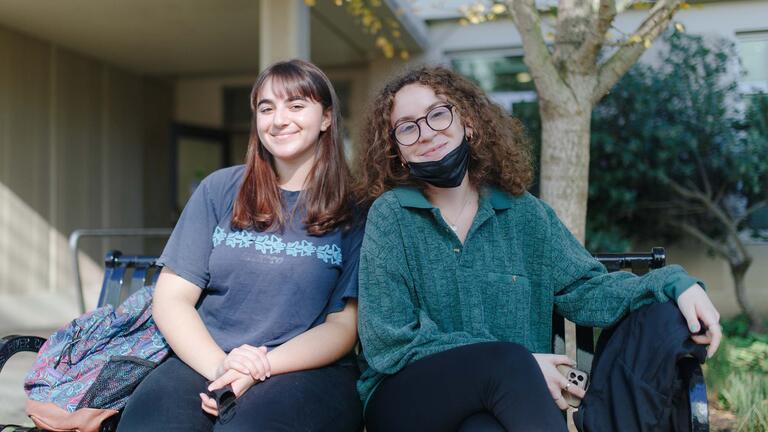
[118,59,363,431]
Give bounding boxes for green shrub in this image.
[705,315,768,431]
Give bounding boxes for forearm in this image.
[155,304,225,380]
[554,265,701,327]
[267,318,357,375]
[152,270,226,381]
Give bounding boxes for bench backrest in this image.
[98,247,666,375]
[99,250,162,309]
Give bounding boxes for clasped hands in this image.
[199,344,271,416]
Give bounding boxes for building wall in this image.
[175,74,257,129]
[423,0,768,62]
[0,24,173,328]
[663,241,768,319]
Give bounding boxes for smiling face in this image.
[255,77,331,169]
[390,83,470,164]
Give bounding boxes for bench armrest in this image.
[679,356,709,432]
[0,335,46,373]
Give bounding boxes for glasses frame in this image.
[390,104,455,146]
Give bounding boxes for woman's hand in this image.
[215,344,271,382]
[199,369,256,417]
[677,284,722,358]
[532,354,586,411]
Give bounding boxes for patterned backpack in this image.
[24,285,169,432]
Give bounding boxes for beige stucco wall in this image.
[175,74,257,129]
[0,24,173,329]
[662,240,768,319]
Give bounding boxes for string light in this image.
[305,0,409,59]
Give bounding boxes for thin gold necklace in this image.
[445,190,473,232]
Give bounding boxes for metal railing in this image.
[68,228,172,313]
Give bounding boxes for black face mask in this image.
[408,136,470,188]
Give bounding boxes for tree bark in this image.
[539,98,592,243]
[507,0,682,242]
[671,218,763,331]
[730,254,764,333]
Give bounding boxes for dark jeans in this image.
[117,356,363,432]
[365,342,567,432]
[365,301,704,432]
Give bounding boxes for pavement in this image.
[0,290,76,427]
[1,331,50,427]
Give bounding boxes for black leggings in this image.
[365,302,704,432]
[117,356,362,432]
[365,342,566,432]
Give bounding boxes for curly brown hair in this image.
[354,65,533,207]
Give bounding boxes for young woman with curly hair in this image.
[354,65,722,431]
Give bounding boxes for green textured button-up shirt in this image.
[357,186,701,407]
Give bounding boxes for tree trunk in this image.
[538,99,592,244]
[730,259,765,333]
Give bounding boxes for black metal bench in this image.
[0,248,709,431]
[553,247,708,432]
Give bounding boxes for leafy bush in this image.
[705,315,768,431]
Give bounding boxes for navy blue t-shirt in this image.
[157,165,363,353]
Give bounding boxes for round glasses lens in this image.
[426,106,452,131]
[395,122,419,145]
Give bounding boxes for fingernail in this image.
[690,323,699,332]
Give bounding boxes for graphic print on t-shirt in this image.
[212,226,342,265]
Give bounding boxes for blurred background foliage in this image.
[707,314,768,431]
[516,31,768,254]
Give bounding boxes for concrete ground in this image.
[0,291,74,427]
[0,332,49,427]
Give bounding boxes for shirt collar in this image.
[391,187,432,209]
[392,186,513,210]
[487,187,513,209]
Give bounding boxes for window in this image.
[736,30,768,93]
[449,49,538,113]
[450,50,534,93]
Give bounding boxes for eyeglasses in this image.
[391,104,454,146]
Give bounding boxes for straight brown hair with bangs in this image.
[232,59,352,235]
